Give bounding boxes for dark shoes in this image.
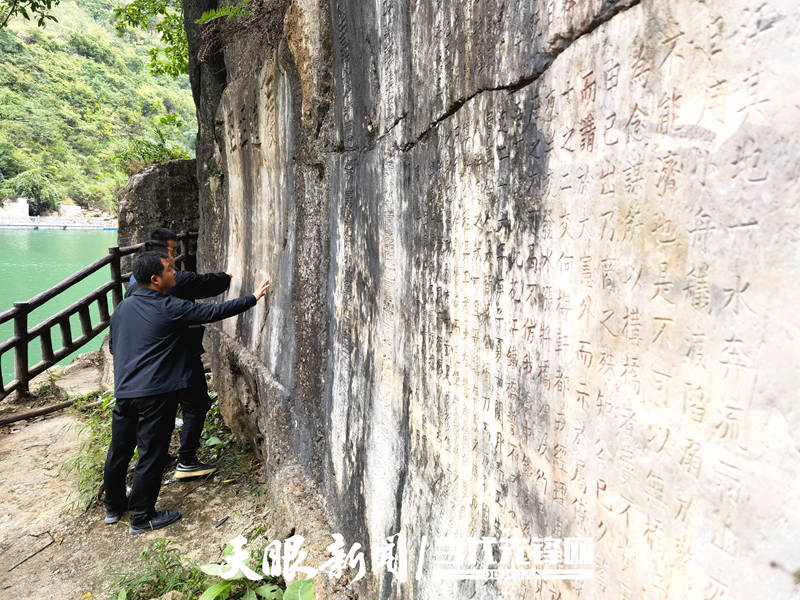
[175,460,217,479]
[129,509,182,535]
[105,488,131,524]
[105,507,125,525]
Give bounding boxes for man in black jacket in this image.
[104,251,269,534]
[128,232,233,478]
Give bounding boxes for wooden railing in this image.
[0,232,197,400]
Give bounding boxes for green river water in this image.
[0,229,118,388]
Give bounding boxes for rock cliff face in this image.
[116,158,199,271]
[187,0,800,598]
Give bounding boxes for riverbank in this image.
[0,216,117,231]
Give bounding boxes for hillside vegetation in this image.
[0,0,196,213]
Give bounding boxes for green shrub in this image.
[0,141,29,179]
[66,30,116,65]
[114,113,190,175]
[24,27,60,51]
[0,28,23,53]
[5,168,59,214]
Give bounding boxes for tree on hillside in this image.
[113,0,187,76]
[4,0,249,78]
[1,0,188,76]
[0,142,28,180]
[113,0,262,78]
[0,0,60,28]
[0,168,59,215]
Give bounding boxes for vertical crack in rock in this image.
[401,0,644,152]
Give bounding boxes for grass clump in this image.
[62,389,116,510]
[32,371,65,403]
[110,539,209,600]
[109,537,314,600]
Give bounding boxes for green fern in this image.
[196,0,253,25]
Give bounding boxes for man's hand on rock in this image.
[253,278,270,300]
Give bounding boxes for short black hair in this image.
[143,239,168,252]
[150,228,178,243]
[132,251,168,285]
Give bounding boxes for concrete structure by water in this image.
[0,218,117,231]
[0,198,116,230]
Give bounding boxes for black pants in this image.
[103,391,181,523]
[178,354,212,464]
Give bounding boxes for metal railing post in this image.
[13,302,29,396]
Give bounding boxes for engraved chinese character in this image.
[737,66,769,118]
[569,336,593,368]
[731,137,768,183]
[655,150,681,196]
[604,112,619,145]
[720,335,753,373]
[580,256,592,287]
[622,355,641,394]
[722,275,755,314]
[625,103,649,143]
[650,261,675,304]
[581,70,597,103]
[714,405,745,444]
[631,41,652,87]
[599,162,616,195]
[622,158,645,194]
[621,307,641,344]
[621,203,643,241]
[579,114,596,151]
[598,349,616,380]
[651,316,674,345]
[684,383,706,422]
[605,59,621,90]
[685,332,707,367]
[689,208,717,246]
[657,89,682,134]
[599,309,618,338]
[684,263,711,312]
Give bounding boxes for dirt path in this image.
[0,411,267,600]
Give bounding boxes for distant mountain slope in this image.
[0,0,196,212]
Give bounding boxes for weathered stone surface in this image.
[116,158,199,271]
[52,365,102,398]
[190,0,800,598]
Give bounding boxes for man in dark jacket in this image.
[127,232,233,478]
[104,251,269,534]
